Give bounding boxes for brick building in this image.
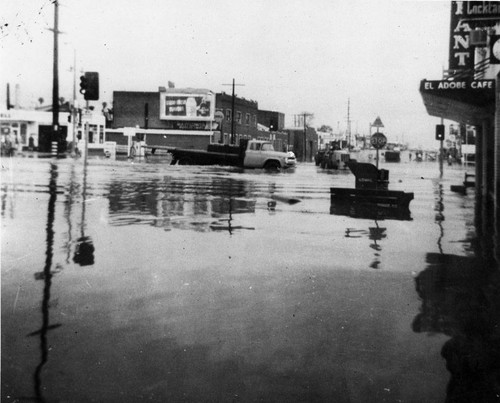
[107,87,299,155]
[258,110,285,132]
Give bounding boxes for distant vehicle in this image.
[143,139,296,170]
[317,148,351,170]
[384,150,401,162]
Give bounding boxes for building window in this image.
[236,111,242,124]
[245,113,250,125]
[225,109,232,122]
[253,115,257,127]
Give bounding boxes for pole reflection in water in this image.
[434,181,444,255]
[73,152,95,266]
[368,220,386,269]
[27,163,62,403]
[64,162,77,264]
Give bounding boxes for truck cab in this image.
[243,140,296,169]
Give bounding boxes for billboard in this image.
[159,91,215,121]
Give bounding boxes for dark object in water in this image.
[330,161,414,215]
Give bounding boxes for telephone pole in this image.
[222,79,244,144]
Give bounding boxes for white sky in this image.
[1,0,451,148]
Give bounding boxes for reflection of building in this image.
[107,176,256,232]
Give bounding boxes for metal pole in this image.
[231,78,235,144]
[439,117,444,177]
[71,49,77,156]
[51,1,59,154]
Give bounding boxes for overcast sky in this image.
[1,0,451,147]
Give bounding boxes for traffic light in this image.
[435,124,445,141]
[79,72,99,101]
[270,119,277,131]
[79,74,88,95]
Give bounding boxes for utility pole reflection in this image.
[28,163,62,403]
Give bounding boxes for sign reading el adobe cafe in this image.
[420,79,495,107]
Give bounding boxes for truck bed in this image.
[169,147,243,166]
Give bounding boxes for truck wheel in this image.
[264,160,280,171]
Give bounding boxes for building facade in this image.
[0,108,105,154]
[258,110,285,132]
[109,87,298,155]
[419,1,500,263]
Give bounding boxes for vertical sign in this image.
[449,1,500,72]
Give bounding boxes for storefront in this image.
[0,109,105,153]
[419,1,500,263]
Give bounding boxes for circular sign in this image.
[1,126,10,135]
[370,132,387,149]
[214,111,224,123]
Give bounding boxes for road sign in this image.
[371,132,387,149]
[372,116,384,128]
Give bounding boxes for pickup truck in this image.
[144,139,296,169]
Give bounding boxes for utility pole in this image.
[222,79,244,144]
[50,1,60,155]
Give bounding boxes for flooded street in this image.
[2,154,497,402]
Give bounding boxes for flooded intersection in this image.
[2,155,498,402]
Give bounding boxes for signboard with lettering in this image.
[420,79,495,107]
[159,91,215,121]
[449,1,500,72]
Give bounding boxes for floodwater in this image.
[2,152,499,402]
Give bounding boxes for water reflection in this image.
[107,176,257,232]
[73,156,95,266]
[344,221,387,269]
[368,221,386,269]
[412,254,500,402]
[434,181,445,254]
[27,163,62,403]
[330,200,412,221]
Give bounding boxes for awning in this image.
[419,79,496,126]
